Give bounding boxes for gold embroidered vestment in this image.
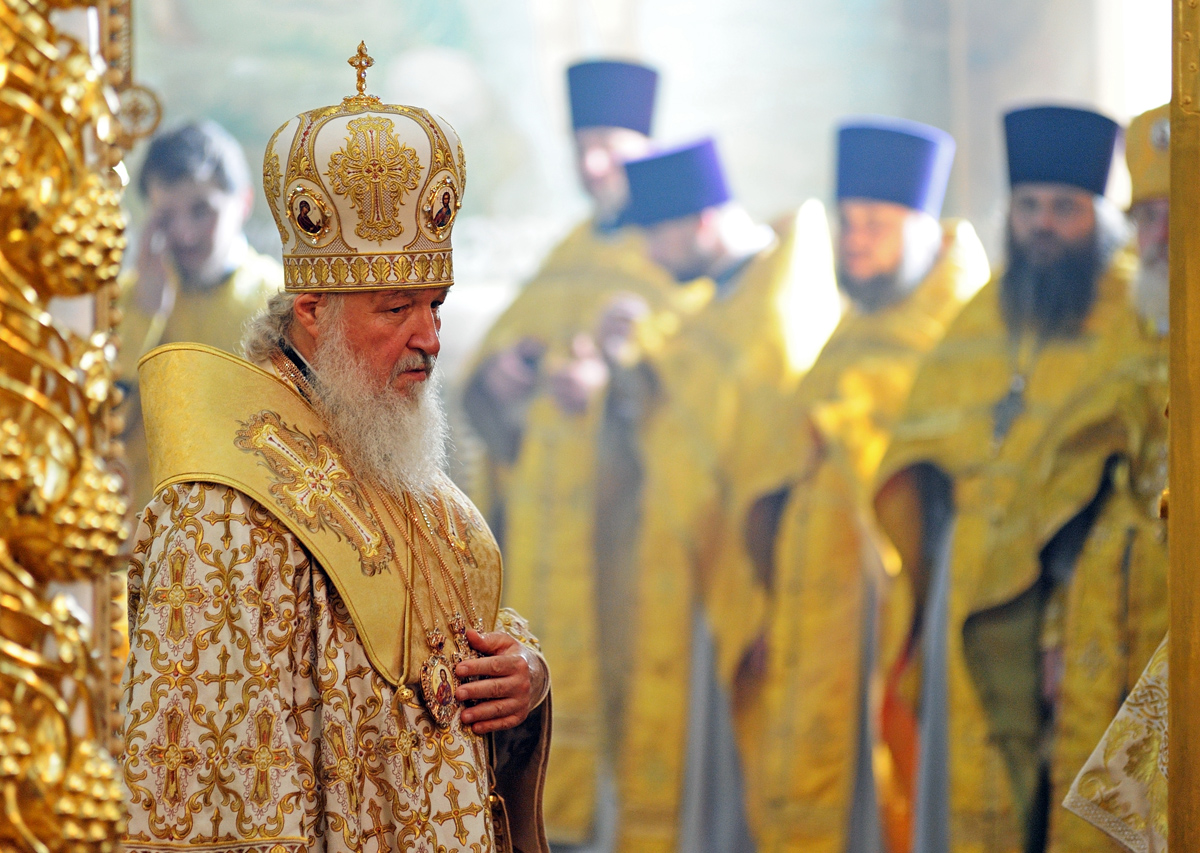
[728,221,989,853]
[874,253,1165,853]
[121,344,550,853]
[1064,635,1168,853]
[616,208,838,853]
[465,220,707,844]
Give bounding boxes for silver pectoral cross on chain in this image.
[992,372,1027,445]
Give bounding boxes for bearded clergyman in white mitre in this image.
[120,44,552,853]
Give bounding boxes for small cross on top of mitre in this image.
[348,41,374,96]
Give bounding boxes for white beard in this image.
[1133,256,1169,335]
[308,317,449,497]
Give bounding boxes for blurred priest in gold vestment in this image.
[117,121,283,511]
[614,137,840,853]
[462,59,710,848]
[719,117,988,853]
[1062,102,1172,853]
[121,51,551,853]
[464,59,678,538]
[873,105,1164,853]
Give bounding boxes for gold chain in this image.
[428,493,483,621]
[355,485,445,644]
[375,489,469,633]
[269,348,316,399]
[407,492,483,631]
[431,492,481,572]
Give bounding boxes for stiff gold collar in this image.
[137,343,501,685]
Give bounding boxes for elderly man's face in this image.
[1009,183,1097,265]
[1131,197,1169,264]
[323,287,447,398]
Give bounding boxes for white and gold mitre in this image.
[263,42,466,292]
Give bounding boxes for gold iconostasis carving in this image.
[0,0,155,849]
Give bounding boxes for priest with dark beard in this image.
[871,105,1146,853]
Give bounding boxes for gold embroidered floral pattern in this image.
[121,483,520,853]
[326,115,422,244]
[234,410,392,576]
[143,705,201,807]
[263,124,286,242]
[233,707,293,807]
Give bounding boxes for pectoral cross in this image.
[433,780,483,846]
[991,373,1026,446]
[348,41,374,96]
[450,613,479,666]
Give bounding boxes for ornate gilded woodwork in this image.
[1171,0,1200,845]
[0,0,155,848]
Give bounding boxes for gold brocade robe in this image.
[121,344,551,853]
[464,220,697,519]
[729,221,989,853]
[875,252,1163,853]
[117,248,283,511]
[1063,635,1168,853]
[468,221,686,366]
[616,207,840,853]
[465,220,707,843]
[1041,323,1167,852]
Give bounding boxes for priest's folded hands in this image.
[456,628,551,733]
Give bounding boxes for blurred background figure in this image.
[1125,105,1171,338]
[1063,101,1171,853]
[117,121,282,510]
[570,61,659,231]
[463,59,664,543]
[873,104,1162,853]
[717,117,987,853]
[462,59,703,852]
[616,137,837,853]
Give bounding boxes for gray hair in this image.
[241,291,297,363]
[241,292,349,363]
